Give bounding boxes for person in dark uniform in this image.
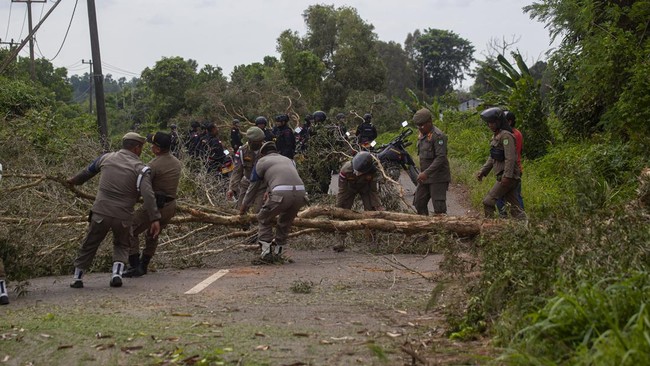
[273,113,296,159]
[355,113,378,146]
[240,141,308,262]
[255,116,275,142]
[169,124,180,158]
[227,126,266,211]
[296,114,313,152]
[204,123,227,173]
[412,108,451,215]
[476,107,525,219]
[185,121,202,158]
[334,112,348,141]
[67,132,161,288]
[124,132,182,278]
[230,119,243,153]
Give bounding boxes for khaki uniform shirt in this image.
[228,143,259,193]
[242,153,304,208]
[479,130,520,180]
[75,149,160,222]
[417,126,451,183]
[337,161,381,209]
[149,152,182,200]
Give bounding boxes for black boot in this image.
[123,254,142,278]
[140,255,152,275]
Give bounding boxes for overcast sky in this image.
[1,0,555,87]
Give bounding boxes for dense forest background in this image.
[1,1,650,364]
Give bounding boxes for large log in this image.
[2,173,501,237]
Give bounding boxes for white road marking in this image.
[185,269,229,294]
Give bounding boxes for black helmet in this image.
[351,151,375,175]
[304,114,314,123]
[363,113,372,122]
[504,110,516,127]
[313,111,327,123]
[232,118,240,125]
[254,116,268,126]
[336,112,345,121]
[480,107,511,132]
[274,114,289,123]
[191,121,200,129]
[170,124,177,129]
[201,121,211,129]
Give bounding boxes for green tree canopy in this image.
[525,0,650,140]
[405,28,475,97]
[140,56,198,124]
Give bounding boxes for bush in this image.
[500,272,650,366]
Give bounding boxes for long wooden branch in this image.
[2,173,498,237]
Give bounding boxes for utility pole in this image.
[0,0,61,76]
[82,59,93,113]
[0,39,20,63]
[86,0,108,152]
[12,0,47,81]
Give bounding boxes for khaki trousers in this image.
[257,190,307,246]
[413,182,449,215]
[482,179,526,219]
[129,202,176,257]
[74,213,131,270]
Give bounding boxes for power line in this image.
[45,0,78,61]
[4,2,13,40]
[18,7,27,41]
[102,63,140,77]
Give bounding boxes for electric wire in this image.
[72,84,91,102]
[18,8,27,42]
[103,61,140,75]
[4,2,12,40]
[103,63,140,77]
[43,0,79,61]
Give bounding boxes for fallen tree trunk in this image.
[2,173,501,237]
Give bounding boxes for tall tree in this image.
[140,56,197,124]
[376,41,417,100]
[278,5,385,110]
[525,0,650,140]
[405,28,474,97]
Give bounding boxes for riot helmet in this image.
[254,116,268,126]
[363,113,372,123]
[336,113,346,121]
[504,110,516,127]
[274,114,290,123]
[313,111,327,123]
[351,151,376,175]
[480,107,510,132]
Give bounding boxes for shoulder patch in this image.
[438,140,444,145]
[503,139,509,146]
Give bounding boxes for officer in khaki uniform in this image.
[240,141,308,261]
[124,132,182,278]
[476,107,525,219]
[336,151,384,211]
[67,132,161,288]
[227,127,266,211]
[413,108,451,215]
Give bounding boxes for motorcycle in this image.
[374,121,419,186]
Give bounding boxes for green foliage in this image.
[501,272,650,366]
[0,76,54,117]
[140,56,198,125]
[405,28,475,97]
[525,0,650,139]
[279,4,386,110]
